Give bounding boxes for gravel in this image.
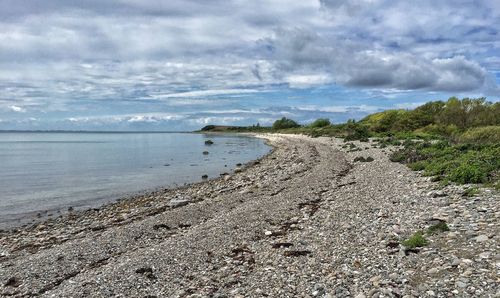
[0,134,498,297]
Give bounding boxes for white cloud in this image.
[294,104,382,113]
[9,105,26,112]
[286,74,332,88]
[65,113,185,124]
[188,116,246,125]
[150,89,261,99]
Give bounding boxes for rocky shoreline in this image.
[0,134,498,297]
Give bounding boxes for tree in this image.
[272,117,300,129]
[438,97,495,129]
[413,100,445,124]
[310,118,331,128]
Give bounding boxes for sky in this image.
[0,0,499,131]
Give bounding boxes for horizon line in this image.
[0,129,193,133]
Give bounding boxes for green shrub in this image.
[463,187,479,197]
[390,141,499,185]
[309,118,331,128]
[272,117,300,130]
[448,164,487,184]
[419,124,459,138]
[354,156,375,162]
[427,222,450,234]
[403,232,428,248]
[458,126,500,144]
[344,120,371,141]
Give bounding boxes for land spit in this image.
[0,134,498,297]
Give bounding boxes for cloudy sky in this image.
[1,0,499,130]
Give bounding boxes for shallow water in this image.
[0,132,270,225]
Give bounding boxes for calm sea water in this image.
[0,132,270,226]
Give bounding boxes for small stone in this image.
[456,281,467,288]
[264,231,272,236]
[479,252,490,259]
[370,275,381,287]
[355,294,366,298]
[474,235,488,242]
[428,267,440,274]
[451,258,460,266]
[462,270,473,277]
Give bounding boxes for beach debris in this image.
[204,140,214,145]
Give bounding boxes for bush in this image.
[458,126,500,144]
[344,120,371,141]
[419,124,459,138]
[403,232,428,248]
[272,117,300,130]
[448,163,487,184]
[427,222,450,234]
[463,187,479,197]
[390,141,500,185]
[309,118,331,128]
[354,156,374,162]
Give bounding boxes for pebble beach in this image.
[0,134,498,297]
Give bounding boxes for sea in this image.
[0,132,270,227]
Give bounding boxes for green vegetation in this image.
[309,118,331,128]
[390,141,499,185]
[272,117,300,130]
[458,126,500,144]
[199,124,271,133]
[463,187,480,197]
[402,232,428,248]
[354,156,374,162]
[427,222,450,234]
[199,97,499,186]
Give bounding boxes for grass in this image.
[402,232,428,248]
[463,187,480,197]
